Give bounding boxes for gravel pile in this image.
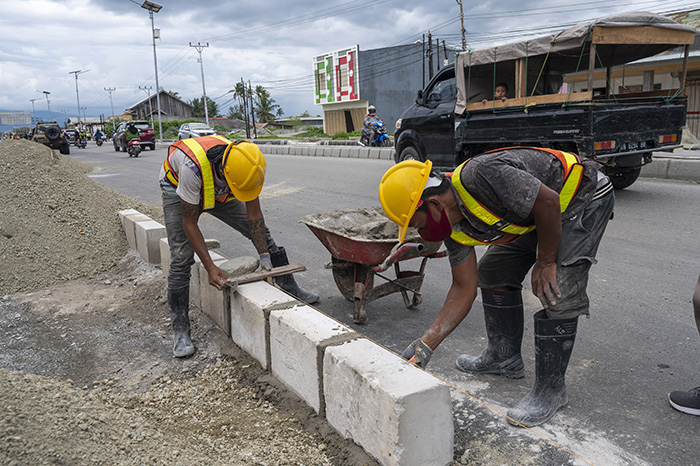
[0,140,376,466]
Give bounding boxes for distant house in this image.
[125,90,194,121]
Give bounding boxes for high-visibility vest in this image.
[449,147,584,246]
[163,135,232,209]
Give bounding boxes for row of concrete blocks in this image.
[640,155,700,181]
[258,142,395,160]
[117,209,454,466]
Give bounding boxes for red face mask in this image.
[418,203,452,242]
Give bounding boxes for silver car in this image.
[177,122,216,139]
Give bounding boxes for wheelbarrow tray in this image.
[300,206,437,265]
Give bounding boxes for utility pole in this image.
[189,42,210,126]
[422,34,425,89]
[29,99,38,124]
[139,86,153,123]
[249,80,257,139]
[456,0,467,51]
[104,87,116,131]
[60,109,69,128]
[81,107,87,129]
[428,31,434,80]
[241,78,250,139]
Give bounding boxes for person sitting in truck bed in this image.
[482,82,508,104]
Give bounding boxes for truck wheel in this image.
[607,167,641,190]
[399,146,422,162]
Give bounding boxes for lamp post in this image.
[69,70,89,129]
[35,90,52,120]
[29,98,38,123]
[139,85,153,124]
[141,1,163,142]
[60,109,69,128]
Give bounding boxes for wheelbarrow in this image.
[300,207,446,324]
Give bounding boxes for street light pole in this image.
[69,70,89,129]
[141,1,163,142]
[60,109,69,128]
[190,42,210,126]
[104,87,116,132]
[29,99,37,123]
[35,90,52,120]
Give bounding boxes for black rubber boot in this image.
[456,289,525,378]
[168,286,195,358]
[507,310,579,427]
[270,247,320,304]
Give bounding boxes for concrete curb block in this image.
[324,339,454,466]
[118,210,165,264]
[124,210,454,466]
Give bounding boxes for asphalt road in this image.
[68,142,700,466]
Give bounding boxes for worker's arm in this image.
[422,250,479,350]
[181,199,228,290]
[530,183,562,308]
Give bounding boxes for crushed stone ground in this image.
[0,139,376,466]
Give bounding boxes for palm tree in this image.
[254,85,282,123]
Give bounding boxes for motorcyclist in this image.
[360,105,381,146]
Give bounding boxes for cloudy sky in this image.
[0,0,696,123]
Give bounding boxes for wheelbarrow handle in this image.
[373,242,426,272]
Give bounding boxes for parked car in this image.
[178,122,216,140]
[31,122,70,154]
[63,129,79,146]
[113,121,155,152]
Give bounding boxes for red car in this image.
[113,121,155,152]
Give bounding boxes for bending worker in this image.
[160,136,319,358]
[378,147,614,427]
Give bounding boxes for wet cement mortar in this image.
[0,139,377,466]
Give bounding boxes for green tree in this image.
[253,85,283,123]
[168,90,181,99]
[190,96,219,118]
[227,104,246,120]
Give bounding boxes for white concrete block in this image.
[198,251,230,335]
[324,339,453,466]
[118,208,141,230]
[190,255,202,310]
[135,219,166,264]
[230,281,299,368]
[121,213,151,251]
[160,237,170,277]
[269,306,357,414]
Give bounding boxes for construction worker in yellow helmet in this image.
[379,147,615,428]
[160,136,319,358]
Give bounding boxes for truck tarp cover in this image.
[455,12,697,113]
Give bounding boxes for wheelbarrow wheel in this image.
[331,257,369,302]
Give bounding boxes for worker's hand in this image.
[259,253,272,271]
[207,265,228,291]
[531,261,561,309]
[401,339,433,369]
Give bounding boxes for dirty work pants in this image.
[477,187,615,319]
[161,187,279,291]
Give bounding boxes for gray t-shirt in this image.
[159,148,231,206]
[445,148,601,267]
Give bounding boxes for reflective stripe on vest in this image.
[449,147,584,246]
[163,135,231,209]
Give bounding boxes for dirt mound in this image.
[0,139,162,295]
[0,140,377,466]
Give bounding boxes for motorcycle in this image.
[76,138,87,149]
[95,136,104,147]
[359,120,392,147]
[127,139,141,158]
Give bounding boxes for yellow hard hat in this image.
[222,140,267,202]
[378,159,433,243]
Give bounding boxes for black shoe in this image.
[270,247,320,304]
[669,386,700,416]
